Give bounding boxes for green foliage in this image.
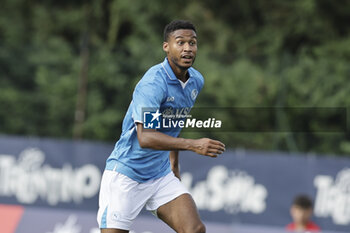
[0,0,349,156]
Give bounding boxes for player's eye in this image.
[177,41,184,45]
[190,41,196,46]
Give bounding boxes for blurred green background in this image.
[1,0,350,155]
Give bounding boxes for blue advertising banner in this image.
[179,150,350,232]
[0,136,110,211]
[0,135,349,233]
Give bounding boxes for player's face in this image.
[290,206,312,225]
[163,29,197,70]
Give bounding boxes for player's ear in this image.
[163,42,169,53]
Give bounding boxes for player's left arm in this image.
[169,150,180,179]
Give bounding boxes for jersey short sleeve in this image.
[131,75,167,123]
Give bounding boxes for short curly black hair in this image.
[293,194,313,209]
[163,20,196,42]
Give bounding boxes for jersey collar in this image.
[162,58,177,81]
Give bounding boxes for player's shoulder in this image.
[138,63,166,86]
[189,67,204,87]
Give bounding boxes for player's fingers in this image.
[208,144,225,152]
[206,152,218,158]
[208,144,225,151]
[208,148,224,155]
[210,139,226,148]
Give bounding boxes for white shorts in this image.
[97,170,189,230]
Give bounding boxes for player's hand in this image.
[190,138,225,157]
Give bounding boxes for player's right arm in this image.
[136,123,225,157]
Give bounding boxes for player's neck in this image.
[176,71,189,83]
[167,58,189,82]
[171,64,189,82]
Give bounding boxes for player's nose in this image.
[183,42,192,52]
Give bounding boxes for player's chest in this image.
[161,83,199,109]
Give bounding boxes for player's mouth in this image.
[181,54,194,63]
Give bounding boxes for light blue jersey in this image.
[105,58,204,183]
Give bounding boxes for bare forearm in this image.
[136,123,225,157]
[138,129,193,151]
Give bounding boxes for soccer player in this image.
[286,194,321,232]
[97,20,225,233]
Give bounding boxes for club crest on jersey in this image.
[191,89,198,100]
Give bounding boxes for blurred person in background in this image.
[286,194,321,232]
